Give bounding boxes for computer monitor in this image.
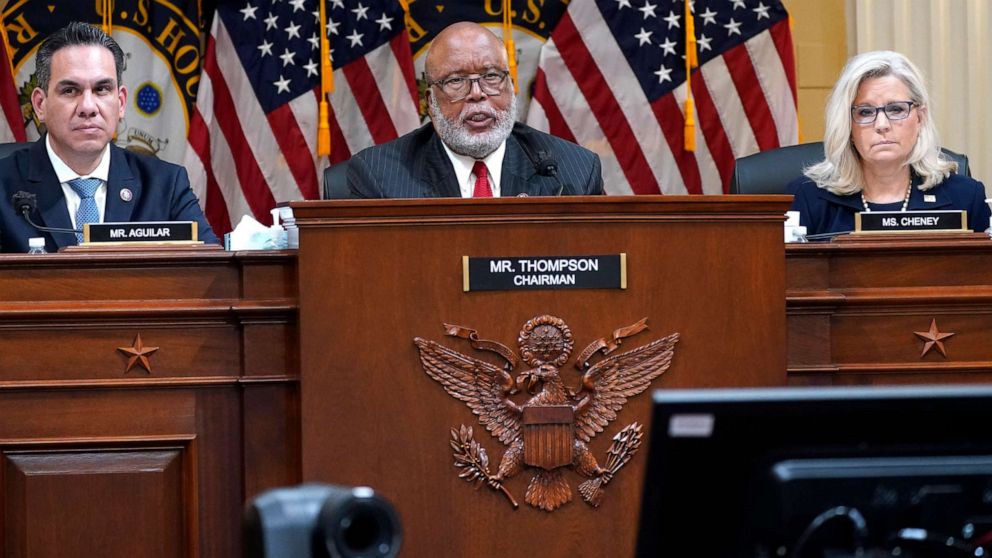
[636,386,992,558]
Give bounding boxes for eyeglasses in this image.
[851,101,916,124]
[428,71,509,102]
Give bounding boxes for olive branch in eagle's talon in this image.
[450,425,519,509]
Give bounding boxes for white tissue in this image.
[226,214,288,250]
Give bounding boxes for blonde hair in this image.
[805,50,955,195]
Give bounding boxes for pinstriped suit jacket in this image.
[347,122,604,198]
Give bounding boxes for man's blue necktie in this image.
[68,177,101,244]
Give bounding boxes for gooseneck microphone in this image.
[11,191,82,235]
[534,151,569,196]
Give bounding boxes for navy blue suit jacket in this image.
[788,173,991,236]
[348,122,604,198]
[0,139,217,252]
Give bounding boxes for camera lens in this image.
[319,489,401,558]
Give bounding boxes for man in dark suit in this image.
[0,22,216,253]
[348,22,603,199]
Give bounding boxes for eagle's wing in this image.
[573,332,679,443]
[415,337,520,446]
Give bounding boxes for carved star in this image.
[914,319,955,358]
[118,334,159,373]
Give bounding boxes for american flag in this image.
[185,0,419,234]
[526,0,797,195]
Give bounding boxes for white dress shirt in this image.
[440,141,507,198]
[46,134,111,227]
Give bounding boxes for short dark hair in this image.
[35,22,125,92]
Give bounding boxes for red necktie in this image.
[472,160,492,198]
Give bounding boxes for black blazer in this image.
[0,138,217,252]
[347,122,604,198]
[789,173,991,236]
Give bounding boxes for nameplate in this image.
[84,221,198,244]
[855,210,967,233]
[462,254,626,292]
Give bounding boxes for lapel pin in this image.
[120,188,133,202]
[924,194,936,203]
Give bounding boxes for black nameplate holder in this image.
[85,221,199,244]
[463,254,626,292]
[855,210,967,234]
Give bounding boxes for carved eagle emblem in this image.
[414,315,678,512]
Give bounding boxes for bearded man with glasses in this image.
[788,50,990,236]
[348,22,603,199]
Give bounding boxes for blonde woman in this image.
[788,50,989,235]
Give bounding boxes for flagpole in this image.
[683,0,696,152]
[318,0,333,157]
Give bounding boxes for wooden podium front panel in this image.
[0,251,299,558]
[293,196,790,557]
[5,448,186,558]
[787,238,992,384]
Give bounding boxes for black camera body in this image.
[245,484,402,558]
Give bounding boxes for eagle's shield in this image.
[522,405,574,470]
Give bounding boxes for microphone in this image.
[11,191,82,236]
[804,230,853,241]
[534,151,569,196]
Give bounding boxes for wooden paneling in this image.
[0,250,299,557]
[292,196,791,558]
[787,237,992,384]
[4,449,188,558]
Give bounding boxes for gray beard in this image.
[429,92,517,159]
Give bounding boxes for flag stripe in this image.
[699,56,760,156]
[652,93,703,195]
[330,70,376,155]
[531,43,633,195]
[187,106,234,233]
[554,13,659,194]
[202,33,277,219]
[387,32,419,111]
[691,76,736,192]
[672,83,723,195]
[329,104,352,164]
[343,58,399,144]
[531,68,577,143]
[770,20,798,101]
[747,31,798,145]
[723,44,779,151]
[267,100,319,200]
